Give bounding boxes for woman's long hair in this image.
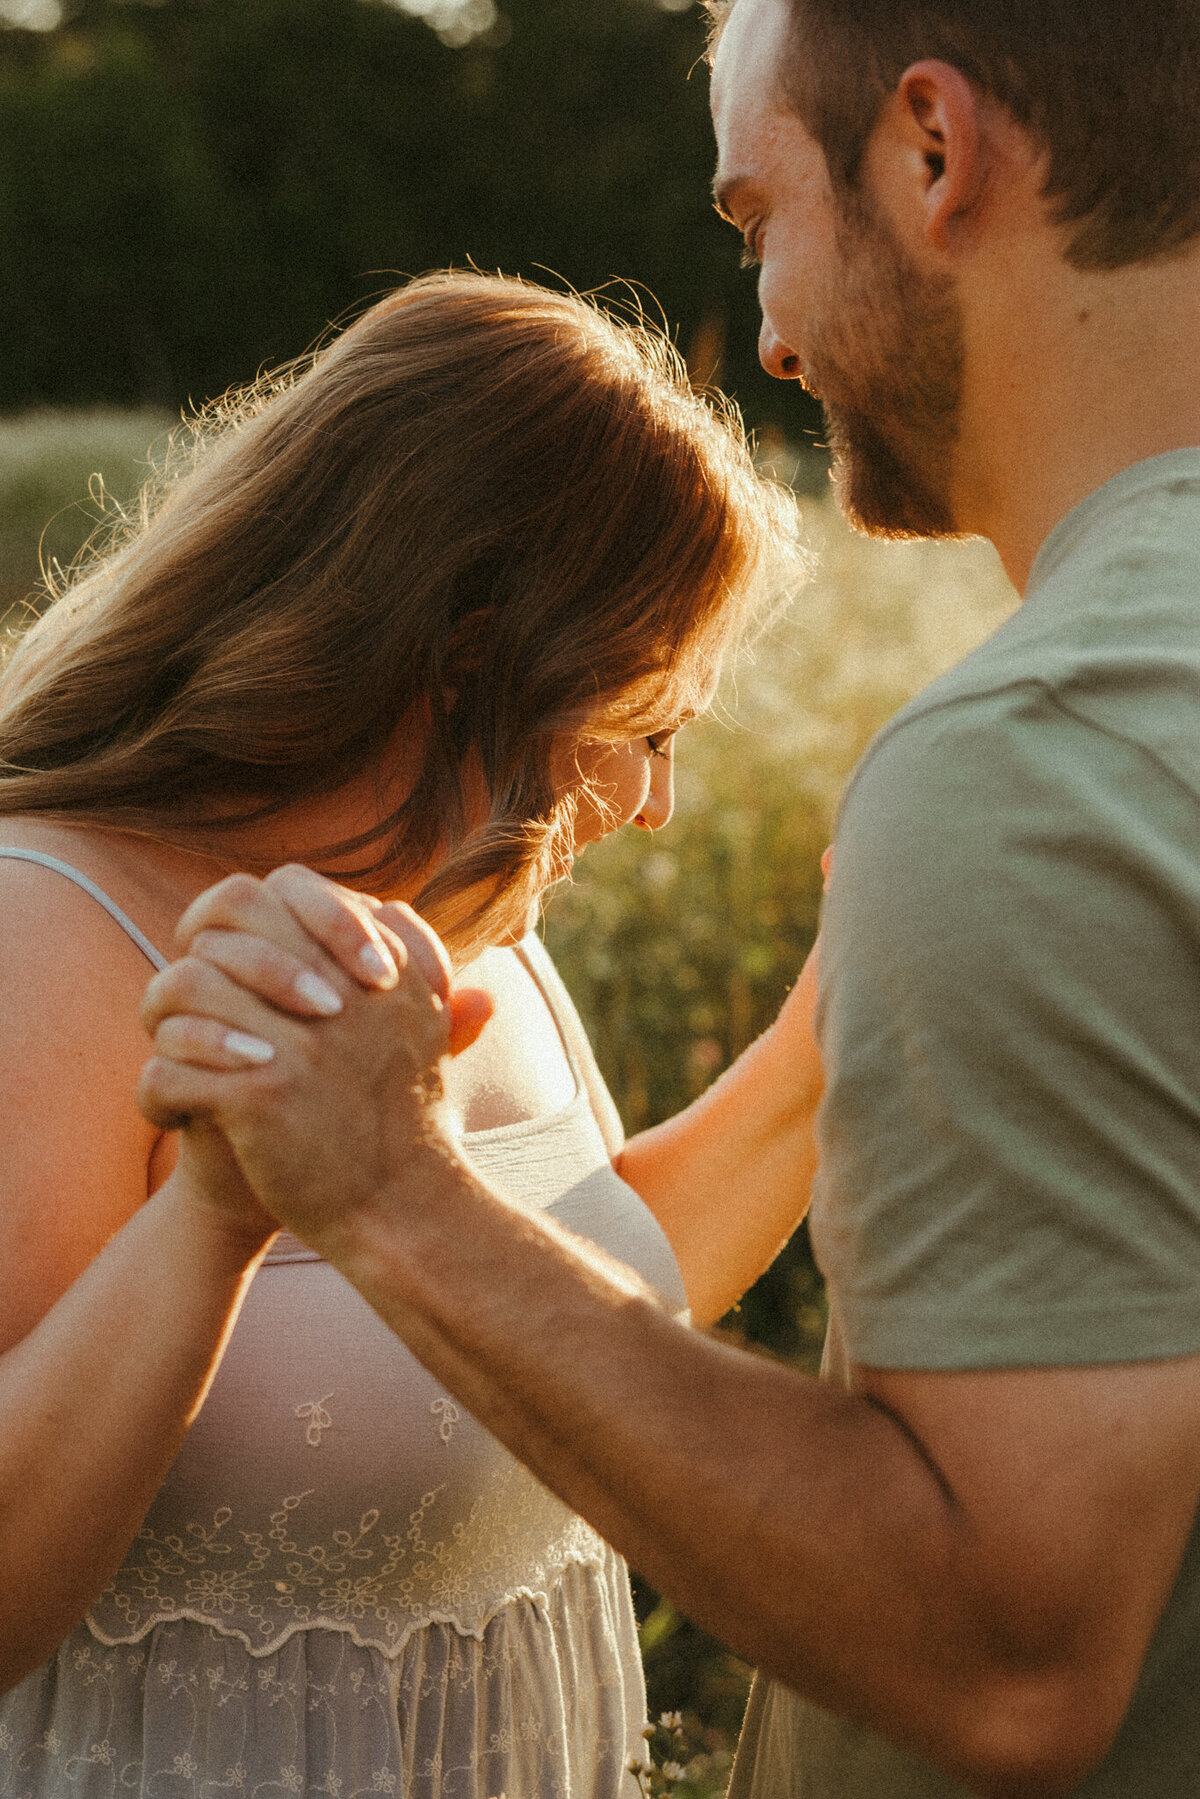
[0,272,794,948]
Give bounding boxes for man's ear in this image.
[872,59,986,252]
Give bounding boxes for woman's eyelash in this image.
[646,733,673,759]
[739,243,760,271]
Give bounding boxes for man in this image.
[141,0,1200,1790]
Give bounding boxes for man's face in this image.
[710,0,964,537]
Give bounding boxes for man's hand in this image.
[138,865,492,1252]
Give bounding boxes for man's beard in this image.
[800,190,965,539]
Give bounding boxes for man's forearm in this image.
[323,1146,1092,1799]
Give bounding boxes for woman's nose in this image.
[637,754,675,832]
[759,319,802,380]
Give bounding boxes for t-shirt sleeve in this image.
[811,682,1200,1369]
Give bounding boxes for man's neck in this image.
[951,238,1200,591]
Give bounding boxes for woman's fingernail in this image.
[358,942,397,987]
[224,1030,277,1066]
[293,971,344,1015]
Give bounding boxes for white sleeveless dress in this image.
[0,851,685,1799]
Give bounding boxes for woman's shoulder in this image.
[0,825,169,1350]
[0,827,162,981]
[0,820,173,967]
[0,823,169,1162]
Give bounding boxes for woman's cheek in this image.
[570,745,651,846]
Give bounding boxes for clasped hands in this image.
[138,865,494,1253]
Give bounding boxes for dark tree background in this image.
[0,0,822,445]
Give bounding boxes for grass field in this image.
[0,407,172,632]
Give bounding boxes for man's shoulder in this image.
[840,675,1110,848]
[847,465,1200,821]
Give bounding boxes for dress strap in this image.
[514,933,584,1084]
[516,932,626,1156]
[0,848,169,971]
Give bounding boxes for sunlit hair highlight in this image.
[0,272,794,952]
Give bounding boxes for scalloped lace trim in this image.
[83,1543,614,1660]
[85,1471,610,1660]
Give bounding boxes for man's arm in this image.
[137,885,1200,1799]
[318,1153,1200,1799]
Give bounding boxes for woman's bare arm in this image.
[0,854,486,1693]
[515,933,819,1324]
[615,946,821,1325]
[0,866,274,1693]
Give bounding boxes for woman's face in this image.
[568,716,688,851]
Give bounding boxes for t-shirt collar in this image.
[1027,447,1200,599]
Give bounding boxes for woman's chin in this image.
[448,896,543,965]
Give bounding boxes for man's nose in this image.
[759,319,802,380]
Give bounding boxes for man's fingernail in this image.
[224,1030,277,1066]
[358,942,397,987]
[294,971,344,1015]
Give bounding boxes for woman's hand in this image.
[138,866,492,1254]
[171,863,492,1053]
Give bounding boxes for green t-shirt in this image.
[730,451,1200,1798]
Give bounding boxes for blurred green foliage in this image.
[0,0,823,447]
[0,407,170,626]
[0,412,1019,1795]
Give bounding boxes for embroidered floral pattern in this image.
[430,1398,459,1444]
[85,1465,607,1658]
[0,1558,645,1799]
[295,1395,335,1448]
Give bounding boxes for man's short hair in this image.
[709,0,1200,269]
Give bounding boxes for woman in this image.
[0,272,807,1799]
